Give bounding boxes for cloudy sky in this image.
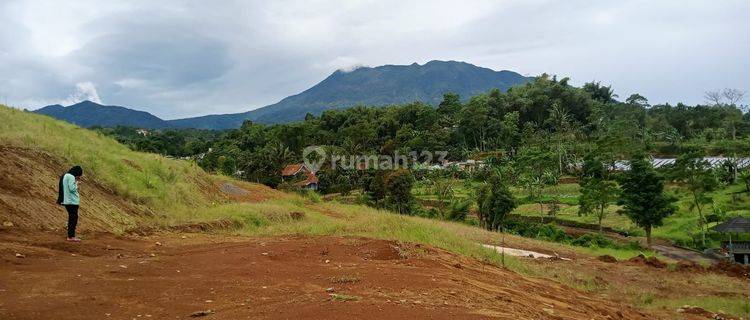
[1,0,748,119]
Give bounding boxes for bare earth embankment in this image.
[0,230,652,320]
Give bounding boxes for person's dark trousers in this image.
[64,205,79,238]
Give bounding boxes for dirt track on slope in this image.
[0,230,655,320]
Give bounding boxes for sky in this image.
[1,0,748,119]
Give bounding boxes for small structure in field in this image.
[713,216,750,265]
[603,157,750,172]
[281,163,319,190]
[440,159,485,172]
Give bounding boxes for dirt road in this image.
[0,231,653,320]
[650,244,716,264]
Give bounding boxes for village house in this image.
[439,159,485,172]
[713,217,750,265]
[281,163,319,190]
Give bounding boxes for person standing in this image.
[57,166,83,242]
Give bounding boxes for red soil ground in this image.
[0,230,654,320]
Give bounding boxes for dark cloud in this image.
[77,32,231,85]
[1,0,748,117]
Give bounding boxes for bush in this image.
[500,219,639,250]
[447,199,472,221]
[301,189,322,203]
[501,220,571,242]
[570,233,615,248]
[535,224,571,242]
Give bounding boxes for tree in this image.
[705,88,746,107]
[437,92,462,126]
[722,88,745,106]
[363,170,388,202]
[432,178,455,218]
[476,173,517,231]
[519,173,544,216]
[217,155,236,176]
[459,95,490,151]
[704,90,723,106]
[578,154,618,232]
[625,94,650,108]
[670,150,718,246]
[447,199,471,222]
[547,103,575,175]
[383,169,415,214]
[515,147,556,217]
[583,81,618,103]
[617,156,677,246]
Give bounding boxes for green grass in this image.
[330,293,360,302]
[650,296,750,318]
[183,199,510,263]
[577,246,655,260]
[0,106,220,214]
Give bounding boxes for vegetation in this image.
[669,150,719,246]
[7,103,750,319]
[476,173,517,231]
[617,156,678,246]
[87,76,749,250]
[93,126,220,157]
[578,154,618,232]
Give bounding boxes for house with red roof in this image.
[281,163,319,190]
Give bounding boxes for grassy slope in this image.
[0,107,217,212]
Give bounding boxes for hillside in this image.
[35,101,170,128]
[2,105,747,320]
[35,61,531,129]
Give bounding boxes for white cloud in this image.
[63,82,102,105]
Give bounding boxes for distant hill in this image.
[35,101,169,128]
[36,60,532,129]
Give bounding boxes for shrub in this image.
[302,190,322,203]
[571,233,615,248]
[447,199,472,221]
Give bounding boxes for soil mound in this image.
[709,261,750,279]
[673,260,705,273]
[627,254,667,268]
[677,305,741,320]
[597,255,618,263]
[217,181,283,202]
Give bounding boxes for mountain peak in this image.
[240,60,531,124]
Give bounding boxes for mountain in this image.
[171,60,532,128]
[36,60,532,129]
[35,100,169,128]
